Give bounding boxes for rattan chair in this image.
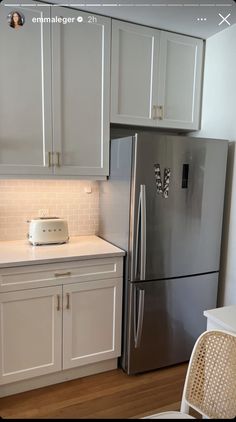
[143,330,236,419]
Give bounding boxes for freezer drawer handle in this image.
[134,288,145,349]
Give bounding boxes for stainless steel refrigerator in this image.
[99,131,228,375]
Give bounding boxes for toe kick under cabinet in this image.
[0,257,123,390]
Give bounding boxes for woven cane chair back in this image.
[184,330,236,419]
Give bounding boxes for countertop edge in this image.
[203,308,236,332]
[0,251,126,269]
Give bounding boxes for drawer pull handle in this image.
[57,294,60,311]
[66,293,70,310]
[54,271,71,277]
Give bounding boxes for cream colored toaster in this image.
[28,217,69,246]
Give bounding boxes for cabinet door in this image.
[0,1,53,175]
[52,8,110,176]
[156,32,203,130]
[0,286,62,385]
[111,20,159,126]
[63,278,122,369]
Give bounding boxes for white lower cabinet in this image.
[0,257,123,388]
[63,278,122,369]
[0,286,62,385]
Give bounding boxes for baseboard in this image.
[0,358,117,398]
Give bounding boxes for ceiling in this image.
[47,0,236,39]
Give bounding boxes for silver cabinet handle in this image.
[57,294,60,311]
[56,152,60,167]
[54,271,71,278]
[134,288,145,349]
[157,105,164,120]
[48,152,52,167]
[66,293,70,310]
[152,105,158,120]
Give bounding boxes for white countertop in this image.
[0,236,125,268]
[204,305,236,333]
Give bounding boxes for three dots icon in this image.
[197,17,207,22]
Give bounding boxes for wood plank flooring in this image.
[0,363,189,419]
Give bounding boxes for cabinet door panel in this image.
[63,278,122,369]
[111,20,159,126]
[0,286,62,384]
[52,8,110,176]
[157,32,203,130]
[0,1,53,175]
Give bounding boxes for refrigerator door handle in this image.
[134,190,141,280]
[134,288,145,349]
[140,185,147,281]
[134,185,147,281]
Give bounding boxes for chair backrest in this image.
[181,330,236,419]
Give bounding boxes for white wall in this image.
[195,24,236,305]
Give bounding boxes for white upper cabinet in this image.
[111,20,204,131]
[0,4,204,178]
[52,8,110,176]
[111,20,159,126]
[156,31,203,130]
[0,3,110,177]
[0,2,52,175]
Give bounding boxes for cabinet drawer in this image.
[0,257,123,292]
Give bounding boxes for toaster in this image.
[28,217,69,246]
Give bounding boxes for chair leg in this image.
[180,399,189,414]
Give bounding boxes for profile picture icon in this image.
[8,11,25,29]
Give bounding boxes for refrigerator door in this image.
[125,273,218,375]
[131,133,228,281]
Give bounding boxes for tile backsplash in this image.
[0,180,99,241]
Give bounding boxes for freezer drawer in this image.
[125,272,218,374]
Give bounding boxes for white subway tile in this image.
[0,180,99,241]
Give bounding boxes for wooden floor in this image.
[0,363,189,419]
